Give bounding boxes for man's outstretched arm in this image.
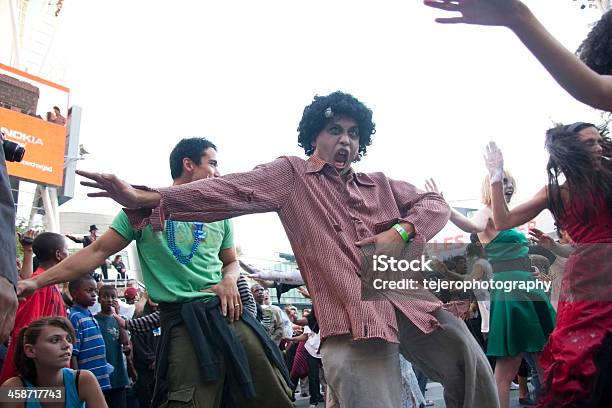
[66,234,85,244]
[77,157,296,228]
[424,0,612,111]
[18,230,130,297]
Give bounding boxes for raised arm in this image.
[529,228,575,258]
[18,230,130,298]
[485,142,547,230]
[76,157,296,228]
[65,234,84,244]
[425,178,490,233]
[423,0,612,111]
[451,207,491,234]
[17,230,38,280]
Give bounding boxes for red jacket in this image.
[0,268,67,383]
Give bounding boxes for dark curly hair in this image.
[577,9,612,75]
[297,91,375,159]
[545,122,612,223]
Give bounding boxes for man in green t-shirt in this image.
[19,138,293,408]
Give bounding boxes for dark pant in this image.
[307,354,323,404]
[100,263,108,280]
[135,368,155,408]
[104,386,127,408]
[285,342,297,376]
[164,322,292,407]
[397,309,498,408]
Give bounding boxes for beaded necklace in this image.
[165,221,206,265]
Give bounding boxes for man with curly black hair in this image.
[70,91,498,408]
[297,91,375,161]
[424,0,612,113]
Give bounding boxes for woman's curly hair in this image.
[297,91,375,159]
[577,8,612,75]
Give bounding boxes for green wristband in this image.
[392,223,411,243]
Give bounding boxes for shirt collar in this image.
[71,304,91,314]
[305,155,327,174]
[305,156,375,186]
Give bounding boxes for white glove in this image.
[484,141,504,183]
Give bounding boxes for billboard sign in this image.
[0,63,69,186]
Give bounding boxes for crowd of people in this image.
[1,1,611,407]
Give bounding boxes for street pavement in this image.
[292,382,531,407]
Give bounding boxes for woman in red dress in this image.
[483,122,612,407]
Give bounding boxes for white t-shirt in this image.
[303,326,321,359]
[90,298,135,319]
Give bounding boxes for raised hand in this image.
[76,170,160,209]
[423,0,524,27]
[484,141,504,183]
[296,286,310,299]
[18,229,39,248]
[529,228,554,250]
[111,299,121,316]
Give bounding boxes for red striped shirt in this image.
[127,155,450,342]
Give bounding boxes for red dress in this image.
[538,193,612,407]
[0,267,67,383]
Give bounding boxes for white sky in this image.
[46,0,604,259]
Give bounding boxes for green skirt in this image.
[487,270,556,357]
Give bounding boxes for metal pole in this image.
[27,185,40,228]
[48,186,60,231]
[40,186,58,232]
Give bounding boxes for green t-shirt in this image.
[110,211,234,303]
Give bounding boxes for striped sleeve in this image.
[238,275,257,318]
[126,311,160,334]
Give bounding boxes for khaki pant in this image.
[321,309,499,408]
[163,321,293,408]
[321,336,401,408]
